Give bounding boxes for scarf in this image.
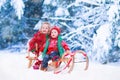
[42,35,64,58]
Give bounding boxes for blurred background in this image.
[0,0,120,64]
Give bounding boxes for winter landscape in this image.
[0,50,120,80]
[0,0,120,80]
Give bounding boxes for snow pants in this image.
[41,51,60,68]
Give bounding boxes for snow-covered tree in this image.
[41,0,120,63]
[0,0,24,19]
[0,0,120,63]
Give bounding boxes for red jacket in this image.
[28,31,47,54]
[39,38,70,55]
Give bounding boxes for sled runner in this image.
[26,39,40,68]
[26,51,38,68]
[54,50,89,74]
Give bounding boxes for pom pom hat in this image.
[50,26,61,35]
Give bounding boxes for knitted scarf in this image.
[42,35,64,58]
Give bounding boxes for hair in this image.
[39,22,51,34]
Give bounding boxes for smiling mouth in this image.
[52,35,55,36]
[43,30,46,32]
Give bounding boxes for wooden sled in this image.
[26,49,89,74]
[26,42,39,68]
[54,50,89,74]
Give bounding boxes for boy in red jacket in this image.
[39,26,70,71]
[26,22,51,68]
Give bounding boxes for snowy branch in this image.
[0,0,6,10]
[10,0,25,20]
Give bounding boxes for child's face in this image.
[51,29,58,38]
[41,24,50,34]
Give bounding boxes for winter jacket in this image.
[39,35,70,58]
[28,31,48,55]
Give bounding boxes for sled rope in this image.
[54,56,73,74]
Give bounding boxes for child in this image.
[39,26,70,71]
[26,22,51,68]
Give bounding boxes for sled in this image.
[26,44,89,73]
[26,41,39,68]
[26,52,38,68]
[54,50,89,74]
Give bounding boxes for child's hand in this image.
[39,51,42,55]
[38,55,43,60]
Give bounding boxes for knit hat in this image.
[50,26,61,35]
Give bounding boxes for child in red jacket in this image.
[39,26,70,71]
[26,22,51,68]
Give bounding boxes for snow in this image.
[0,50,120,80]
[34,21,42,30]
[43,0,51,5]
[55,7,69,17]
[0,1,120,79]
[107,4,119,21]
[10,0,24,20]
[93,23,112,61]
[0,0,24,20]
[0,0,6,10]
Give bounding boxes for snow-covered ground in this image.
[0,50,120,80]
